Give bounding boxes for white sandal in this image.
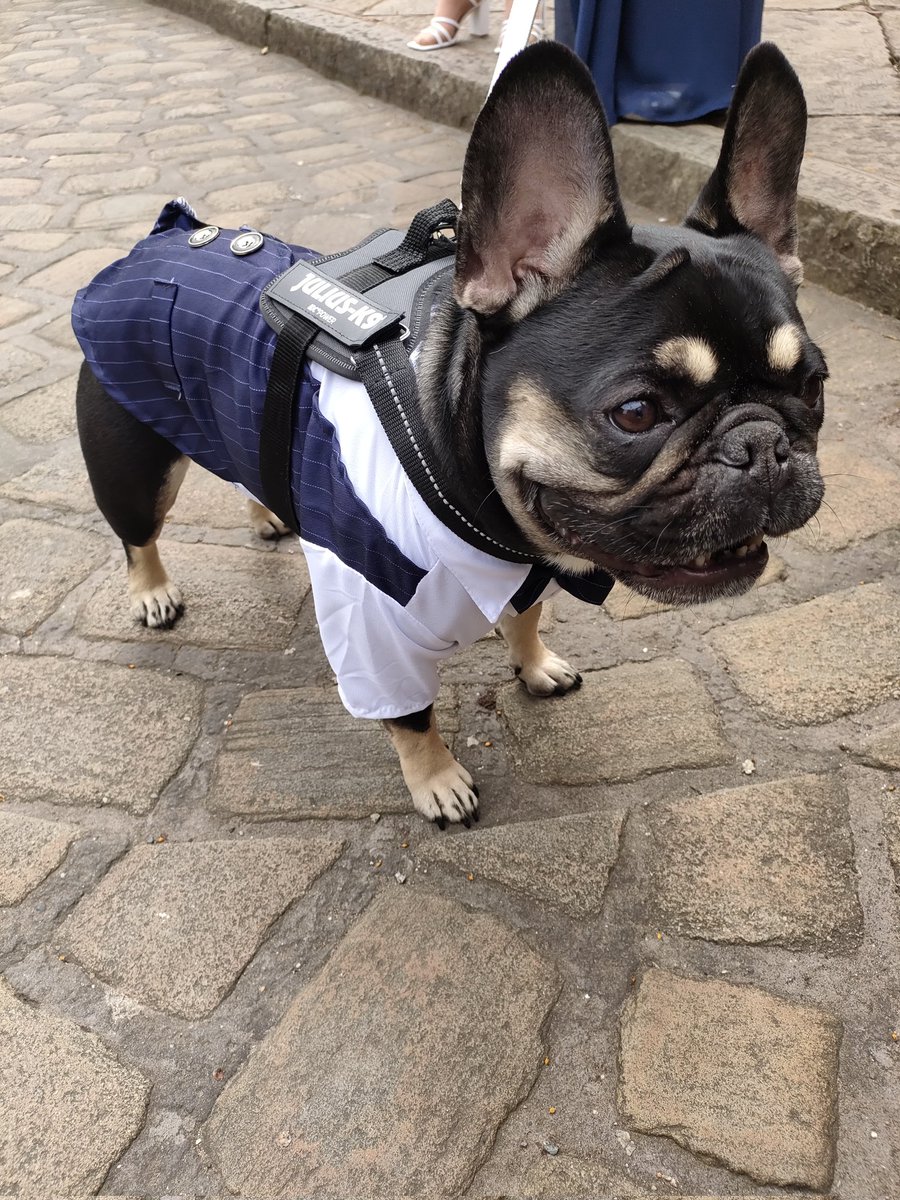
[407,0,490,51]
[495,3,545,52]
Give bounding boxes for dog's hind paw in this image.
[131,583,184,629]
[247,500,291,540]
[412,760,480,831]
[515,651,582,697]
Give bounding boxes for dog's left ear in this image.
[454,42,628,318]
[686,42,807,285]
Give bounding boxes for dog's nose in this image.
[713,421,790,477]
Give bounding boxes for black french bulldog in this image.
[75,41,825,827]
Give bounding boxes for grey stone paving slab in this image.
[61,163,159,195]
[0,374,77,441]
[420,811,625,918]
[764,10,900,115]
[813,300,900,397]
[61,835,344,1017]
[37,311,81,352]
[855,722,900,770]
[803,114,900,244]
[210,685,460,817]
[0,655,201,812]
[203,888,560,1198]
[0,296,37,328]
[711,582,900,724]
[166,462,255,528]
[0,439,95,512]
[0,517,108,635]
[812,441,900,551]
[0,810,79,904]
[77,539,309,650]
[73,191,171,230]
[0,976,149,1196]
[619,968,841,1189]
[21,244,124,295]
[883,12,900,62]
[500,660,731,785]
[887,798,900,899]
[640,774,863,948]
[0,342,46,392]
[0,202,53,231]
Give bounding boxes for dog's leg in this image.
[383,705,479,829]
[122,520,184,628]
[76,361,187,629]
[498,603,582,695]
[121,451,188,628]
[246,498,291,541]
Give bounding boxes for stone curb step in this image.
[148,0,900,317]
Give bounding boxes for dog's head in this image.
[444,41,825,603]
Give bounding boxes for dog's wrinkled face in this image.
[451,41,826,603]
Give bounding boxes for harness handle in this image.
[258,200,460,537]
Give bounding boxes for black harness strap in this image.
[258,198,539,560]
[260,201,458,538]
[258,310,317,534]
[353,338,538,563]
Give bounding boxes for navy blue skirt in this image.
[562,0,763,124]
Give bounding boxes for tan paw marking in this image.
[247,499,291,540]
[515,650,582,696]
[131,582,184,629]
[410,758,480,829]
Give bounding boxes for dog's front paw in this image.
[411,759,480,831]
[131,583,184,629]
[515,651,582,697]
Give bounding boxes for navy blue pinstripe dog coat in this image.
[73,199,613,719]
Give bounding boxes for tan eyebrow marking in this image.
[767,323,802,372]
[654,336,718,386]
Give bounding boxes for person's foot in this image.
[407,0,489,51]
[495,2,545,53]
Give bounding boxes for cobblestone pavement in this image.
[2,2,900,1197]
[159,0,900,314]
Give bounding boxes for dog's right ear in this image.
[454,42,628,319]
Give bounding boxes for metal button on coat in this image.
[187,225,220,248]
[230,230,264,256]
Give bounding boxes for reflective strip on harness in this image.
[258,199,541,562]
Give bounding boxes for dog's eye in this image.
[798,374,824,408]
[610,396,660,433]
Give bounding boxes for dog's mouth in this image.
[533,486,769,598]
[577,533,769,593]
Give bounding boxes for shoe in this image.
[495,3,545,52]
[407,0,490,51]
